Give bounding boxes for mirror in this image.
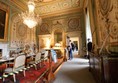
[54,30,62,45]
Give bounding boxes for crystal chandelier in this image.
[19,0,41,28]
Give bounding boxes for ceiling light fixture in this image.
[19,0,42,28]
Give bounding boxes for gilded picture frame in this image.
[0,2,9,42]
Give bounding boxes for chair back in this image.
[40,49,45,54]
[44,51,49,58]
[13,55,26,71]
[35,52,41,62]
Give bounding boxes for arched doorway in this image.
[51,24,66,48]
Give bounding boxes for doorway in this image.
[70,37,79,58]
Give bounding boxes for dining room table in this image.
[0,54,36,65]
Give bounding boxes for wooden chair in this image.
[28,52,41,70]
[3,55,26,82]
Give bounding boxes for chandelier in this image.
[19,0,41,28]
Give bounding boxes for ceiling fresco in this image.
[11,0,84,17]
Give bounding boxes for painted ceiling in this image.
[11,0,84,17]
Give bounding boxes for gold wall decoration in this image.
[99,0,112,16]
[36,0,82,16]
[40,23,50,34]
[10,15,37,49]
[54,30,62,44]
[68,18,81,31]
[109,23,118,40]
[91,0,118,53]
[0,2,9,42]
[16,23,27,39]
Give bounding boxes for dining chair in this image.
[3,55,26,82]
[28,52,41,70]
[42,51,49,65]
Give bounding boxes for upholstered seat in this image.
[3,55,26,82]
[4,68,13,73]
[41,51,49,65]
[28,52,41,70]
[43,51,49,59]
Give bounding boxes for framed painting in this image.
[0,2,9,42]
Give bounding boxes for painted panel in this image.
[0,2,9,42]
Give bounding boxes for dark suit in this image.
[87,42,92,52]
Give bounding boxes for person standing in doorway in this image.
[68,40,73,60]
[87,38,92,59]
[66,36,70,47]
[87,38,92,52]
[65,36,69,60]
[71,41,75,52]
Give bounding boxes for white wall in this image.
[0,43,9,57]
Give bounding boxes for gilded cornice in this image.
[10,0,27,11]
[40,7,83,18]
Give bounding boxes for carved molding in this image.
[109,23,118,39]
[96,0,118,47]
[11,16,27,40]
[0,2,9,10]
[10,15,37,48]
[99,0,112,16]
[37,0,81,15]
[40,23,50,34]
[16,24,27,39]
[67,18,81,31]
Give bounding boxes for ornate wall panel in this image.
[93,0,118,52]
[10,15,36,49]
[16,23,27,39]
[10,15,27,48]
[109,23,118,43]
[39,23,50,34]
[99,0,112,16]
[67,18,81,31]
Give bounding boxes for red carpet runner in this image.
[0,58,63,83]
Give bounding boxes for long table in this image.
[0,57,14,65]
[0,54,35,65]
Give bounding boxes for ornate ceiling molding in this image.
[10,0,83,17]
[10,0,27,11]
[36,0,81,12]
[40,7,83,18]
[34,0,54,3]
